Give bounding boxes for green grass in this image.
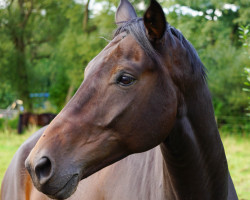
[0,127,37,185]
[222,133,250,200]
[0,129,249,199]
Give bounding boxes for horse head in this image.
[24,0,194,199]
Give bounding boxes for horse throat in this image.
[160,83,229,200]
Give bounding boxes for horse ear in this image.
[143,0,166,41]
[115,0,137,25]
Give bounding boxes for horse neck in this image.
[160,80,229,200]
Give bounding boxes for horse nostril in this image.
[35,157,52,185]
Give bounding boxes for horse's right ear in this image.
[143,0,166,41]
[115,0,137,25]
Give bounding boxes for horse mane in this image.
[114,18,207,80]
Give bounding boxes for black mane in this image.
[114,18,207,80]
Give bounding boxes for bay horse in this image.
[18,113,57,134]
[1,0,238,199]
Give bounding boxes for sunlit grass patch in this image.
[222,133,250,200]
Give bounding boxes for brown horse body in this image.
[18,113,56,133]
[1,0,238,199]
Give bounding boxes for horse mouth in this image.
[49,174,79,199]
[47,166,96,199]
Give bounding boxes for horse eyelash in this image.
[99,36,111,42]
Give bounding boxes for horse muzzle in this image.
[25,155,79,199]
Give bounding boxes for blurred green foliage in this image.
[0,118,5,130]
[0,0,249,132]
[6,117,19,130]
[239,25,250,117]
[0,117,18,131]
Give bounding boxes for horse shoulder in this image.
[1,127,49,200]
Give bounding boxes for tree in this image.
[0,0,74,110]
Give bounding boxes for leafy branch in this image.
[239,25,250,116]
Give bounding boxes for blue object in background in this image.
[29,93,50,98]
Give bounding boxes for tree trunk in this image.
[15,46,32,111]
[10,0,34,111]
[83,0,90,32]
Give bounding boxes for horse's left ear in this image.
[143,0,166,41]
[115,0,137,25]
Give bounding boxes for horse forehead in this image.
[118,35,144,59]
[84,34,144,78]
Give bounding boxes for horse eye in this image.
[116,74,136,86]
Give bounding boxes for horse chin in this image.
[46,165,103,199]
[79,152,129,181]
[47,174,79,200]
